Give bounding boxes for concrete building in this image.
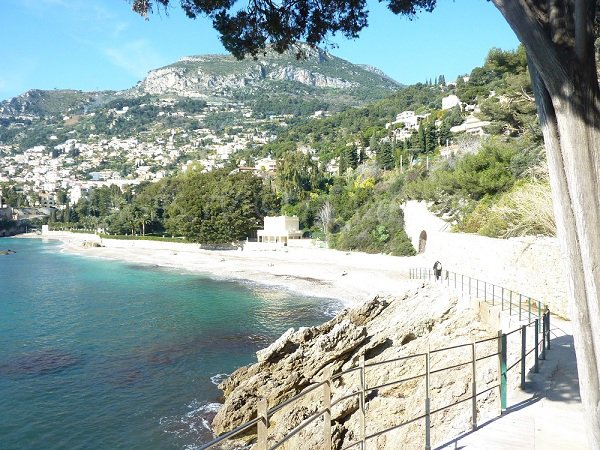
[450,115,491,135]
[442,94,462,110]
[257,216,303,244]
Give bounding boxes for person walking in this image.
[433,261,443,281]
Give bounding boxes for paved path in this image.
[436,317,587,449]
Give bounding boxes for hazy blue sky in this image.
[0,0,520,102]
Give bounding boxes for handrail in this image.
[200,269,552,450]
[267,380,326,416]
[410,267,546,322]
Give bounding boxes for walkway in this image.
[436,317,587,449]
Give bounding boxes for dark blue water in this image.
[0,238,341,449]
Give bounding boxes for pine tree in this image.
[376,142,395,170]
[345,145,359,169]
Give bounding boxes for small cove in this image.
[0,238,342,449]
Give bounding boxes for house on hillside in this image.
[450,115,491,136]
[257,216,303,245]
[441,94,461,111]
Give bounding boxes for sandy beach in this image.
[13,201,567,313]
[18,231,427,307]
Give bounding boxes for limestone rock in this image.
[210,284,498,449]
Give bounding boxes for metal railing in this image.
[199,270,552,450]
[409,267,545,322]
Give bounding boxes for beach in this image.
[14,200,568,314]
[19,231,426,306]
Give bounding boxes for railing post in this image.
[425,351,431,450]
[509,291,512,315]
[257,398,268,450]
[537,300,542,319]
[359,355,366,450]
[484,281,487,301]
[454,272,456,288]
[323,368,332,450]
[499,331,507,412]
[491,284,495,306]
[534,319,539,373]
[471,342,477,431]
[521,325,527,389]
[528,297,532,322]
[477,279,479,298]
[468,277,471,296]
[501,287,504,310]
[519,294,522,321]
[546,311,551,350]
[541,312,546,360]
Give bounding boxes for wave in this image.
[210,373,229,386]
[160,400,222,444]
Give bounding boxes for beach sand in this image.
[20,231,427,306]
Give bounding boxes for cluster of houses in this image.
[385,94,490,144]
[0,88,493,213]
[0,102,285,208]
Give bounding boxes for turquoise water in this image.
[0,238,341,449]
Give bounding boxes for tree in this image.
[375,142,395,170]
[134,0,600,445]
[317,200,334,242]
[167,169,278,243]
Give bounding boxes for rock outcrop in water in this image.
[212,284,500,449]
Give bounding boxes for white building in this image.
[442,95,461,110]
[450,115,491,135]
[257,216,303,244]
[385,111,430,131]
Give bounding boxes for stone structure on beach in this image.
[212,284,501,449]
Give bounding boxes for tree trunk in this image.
[530,60,600,449]
[491,1,600,447]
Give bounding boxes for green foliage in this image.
[166,169,279,243]
[261,82,445,164]
[332,196,415,256]
[275,151,325,203]
[457,180,555,237]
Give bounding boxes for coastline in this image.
[17,231,425,307]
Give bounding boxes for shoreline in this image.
[17,231,425,307]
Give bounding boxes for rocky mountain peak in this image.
[131,44,398,99]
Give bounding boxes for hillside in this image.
[0,89,119,118]
[1,45,552,254]
[0,45,400,165]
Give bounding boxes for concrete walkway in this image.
[436,316,587,449]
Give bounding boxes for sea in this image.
[0,238,342,450]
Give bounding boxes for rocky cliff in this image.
[211,284,500,449]
[131,45,399,100]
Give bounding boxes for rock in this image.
[256,328,296,363]
[210,285,499,449]
[81,241,101,248]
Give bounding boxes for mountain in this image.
[130,44,400,104]
[0,44,399,122]
[0,89,118,118]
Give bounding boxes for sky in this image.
[0,0,520,102]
